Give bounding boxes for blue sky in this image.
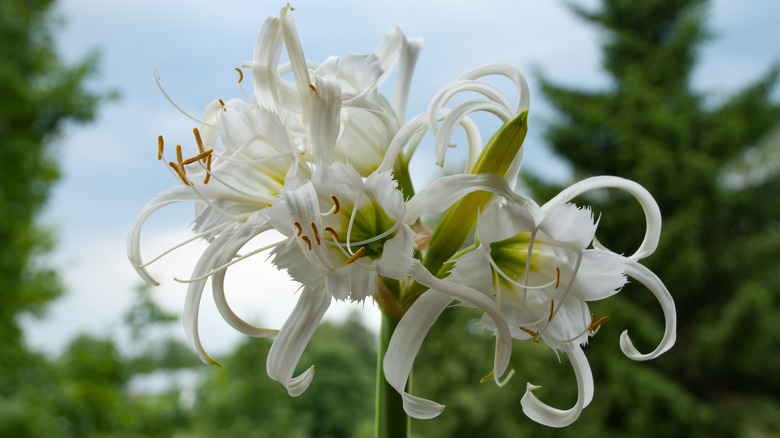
[24,0,780,356]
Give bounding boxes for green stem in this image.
[376,313,409,438]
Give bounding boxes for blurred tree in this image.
[413,0,780,437]
[0,0,105,435]
[528,0,780,436]
[189,315,376,438]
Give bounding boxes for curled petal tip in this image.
[480,370,495,383]
[526,383,543,392]
[287,365,315,397]
[495,368,515,387]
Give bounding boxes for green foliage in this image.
[186,315,376,438]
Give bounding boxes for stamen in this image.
[168,161,190,185]
[175,145,187,176]
[193,128,205,154]
[181,149,214,165]
[519,326,539,343]
[219,99,226,111]
[293,221,303,236]
[548,300,554,322]
[310,221,321,245]
[204,154,212,184]
[300,235,312,250]
[157,135,164,160]
[345,247,365,264]
[235,67,243,83]
[309,84,316,92]
[555,267,560,289]
[589,316,609,333]
[589,312,596,329]
[324,226,339,242]
[331,195,340,214]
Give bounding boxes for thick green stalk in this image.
[376,313,409,438]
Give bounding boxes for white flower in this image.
[128,5,421,367]
[384,175,676,425]
[262,162,416,395]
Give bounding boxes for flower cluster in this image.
[129,5,675,427]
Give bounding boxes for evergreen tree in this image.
[529,0,780,435]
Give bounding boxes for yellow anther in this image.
[293,221,303,236]
[168,161,191,186]
[157,135,164,160]
[219,99,226,111]
[555,267,560,289]
[193,127,205,154]
[589,312,596,329]
[324,226,339,242]
[175,145,186,175]
[589,316,610,333]
[203,154,212,184]
[235,67,243,83]
[300,235,312,250]
[330,195,340,214]
[519,326,539,343]
[310,221,321,245]
[345,247,366,264]
[309,83,316,92]
[181,149,213,165]
[548,299,554,322]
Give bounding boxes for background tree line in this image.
[2,0,778,436]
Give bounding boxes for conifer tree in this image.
[530,0,780,435]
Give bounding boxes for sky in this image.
[22,0,780,358]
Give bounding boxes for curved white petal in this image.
[619,260,677,360]
[250,16,284,110]
[574,250,628,301]
[209,223,280,338]
[183,232,242,366]
[390,33,422,122]
[308,74,342,161]
[384,290,453,419]
[376,224,416,279]
[538,203,597,251]
[521,343,593,427]
[410,261,513,385]
[457,62,530,114]
[427,80,514,134]
[267,284,331,396]
[404,173,541,224]
[433,99,513,167]
[542,176,662,261]
[127,186,201,286]
[279,5,311,95]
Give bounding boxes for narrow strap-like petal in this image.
[308,74,342,162]
[456,62,530,114]
[127,186,201,286]
[619,260,677,360]
[541,176,662,261]
[383,290,453,419]
[267,284,331,396]
[404,173,541,224]
[210,223,280,338]
[250,16,283,110]
[391,33,422,122]
[410,261,513,386]
[521,343,594,427]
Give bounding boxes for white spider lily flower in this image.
[241,5,422,175]
[261,162,416,395]
[386,175,676,425]
[128,5,422,367]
